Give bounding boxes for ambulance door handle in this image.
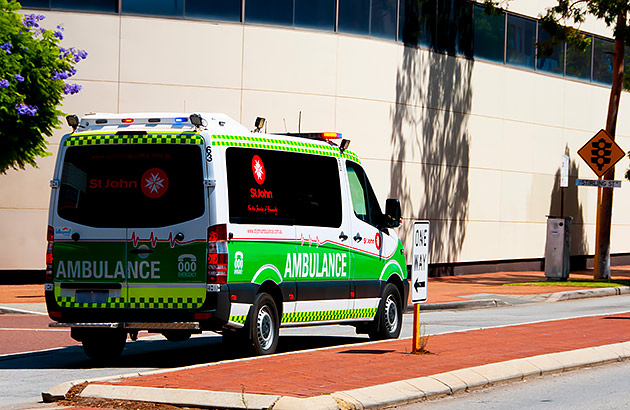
[339,232,348,241]
[353,233,362,243]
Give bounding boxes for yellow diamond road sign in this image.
[577,129,625,178]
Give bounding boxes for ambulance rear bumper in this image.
[49,322,201,330]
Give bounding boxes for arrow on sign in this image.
[414,279,426,292]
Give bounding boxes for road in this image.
[1,295,630,410]
[394,360,630,410]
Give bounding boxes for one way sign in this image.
[411,221,429,303]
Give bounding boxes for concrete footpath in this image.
[2,267,630,409]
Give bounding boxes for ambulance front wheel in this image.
[369,283,402,340]
[248,293,279,355]
[81,329,127,362]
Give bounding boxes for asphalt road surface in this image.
[1,295,630,410]
[395,360,630,410]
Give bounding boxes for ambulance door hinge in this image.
[204,179,216,188]
[50,179,60,189]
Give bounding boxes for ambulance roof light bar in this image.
[278,132,342,141]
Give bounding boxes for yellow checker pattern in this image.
[57,296,125,309]
[56,296,203,309]
[212,134,361,163]
[229,308,376,324]
[64,133,203,146]
[282,308,377,323]
[128,296,204,309]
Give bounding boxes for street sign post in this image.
[411,221,429,353]
[560,155,569,217]
[577,129,626,280]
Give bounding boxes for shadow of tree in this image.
[548,147,587,270]
[389,46,472,272]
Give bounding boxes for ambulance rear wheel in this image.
[81,329,127,362]
[369,283,402,340]
[249,293,279,355]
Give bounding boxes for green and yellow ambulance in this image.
[46,113,407,360]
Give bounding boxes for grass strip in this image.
[504,279,630,288]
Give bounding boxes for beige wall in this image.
[1,8,629,270]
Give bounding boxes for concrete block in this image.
[429,372,468,394]
[41,381,76,402]
[273,395,340,410]
[502,358,543,378]
[335,380,424,409]
[80,385,279,410]
[332,391,364,409]
[603,341,630,359]
[525,354,566,374]
[551,346,621,370]
[448,368,490,390]
[404,376,452,397]
[468,362,523,385]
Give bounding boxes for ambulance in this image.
[46,112,408,360]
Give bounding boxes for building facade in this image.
[1,0,629,273]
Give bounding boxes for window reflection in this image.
[123,0,183,16]
[338,0,396,40]
[185,0,240,21]
[506,14,535,69]
[295,0,335,30]
[592,37,614,85]
[436,0,472,56]
[536,24,564,75]
[473,4,504,63]
[399,0,436,47]
[566,35,592,81]
[245,0,292,25]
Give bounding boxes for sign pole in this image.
[411,221,429,354]
[594,178,603,279]
[412,303,421,352]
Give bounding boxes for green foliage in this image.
[0,0,86,174]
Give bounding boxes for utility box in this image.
[544,216,572,280]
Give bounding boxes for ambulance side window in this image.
[226,147,342,227]
[346,161,382,228]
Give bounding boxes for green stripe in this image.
[212,134,361,163]
[64,133,203,146]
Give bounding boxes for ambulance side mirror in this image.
[384,198,401,229]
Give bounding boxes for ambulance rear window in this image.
[57,144,204,228]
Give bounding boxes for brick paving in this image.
[102,312,630,398]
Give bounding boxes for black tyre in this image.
[369,283,402,340]
[248,293,279,355]
[81,329,127,362]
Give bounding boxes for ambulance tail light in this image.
[46,226,54,283]
[207,224,228,284]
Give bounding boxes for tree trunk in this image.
[595,11,626,280]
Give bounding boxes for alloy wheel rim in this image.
[256,305,274,350]
[384,295,399,334]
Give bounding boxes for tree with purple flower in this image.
[0,0,87,173]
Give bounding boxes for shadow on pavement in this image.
[0,334,367,370]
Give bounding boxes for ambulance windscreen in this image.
[57,144,204,228]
